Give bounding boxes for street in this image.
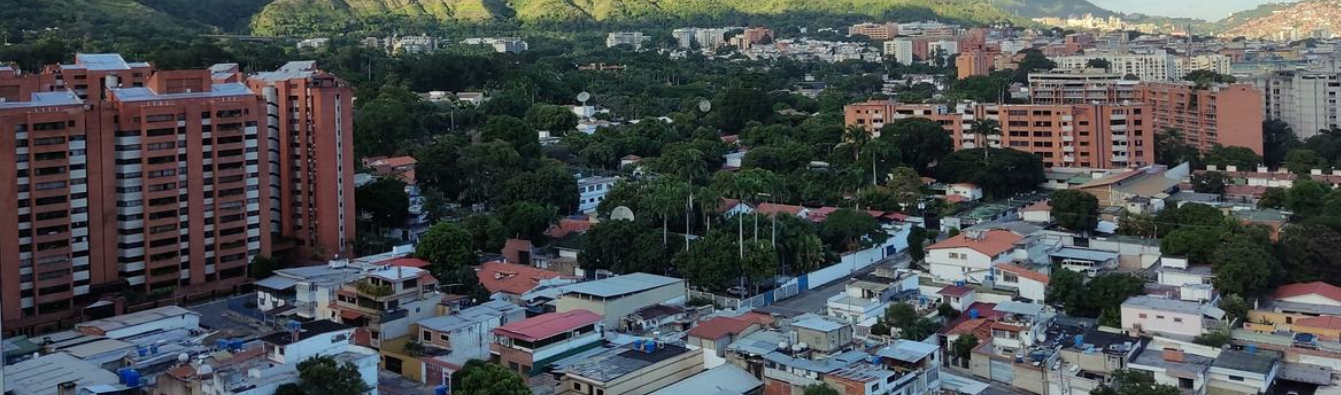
[766,253,911,316]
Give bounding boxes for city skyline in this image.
[1090,0,1303,21]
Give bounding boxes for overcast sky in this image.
[1088,0,1301,20]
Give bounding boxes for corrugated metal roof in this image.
[649,364,762,395]
[561,273,682,298]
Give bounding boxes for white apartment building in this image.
[606,32,650,50]
[885,39,916,65]
[1254,70,1341,139]
[1052,52,1178,82]
[1174,54,1232,76]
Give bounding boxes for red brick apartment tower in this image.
[247,61,355,261]
[0,90,94,332]
[103,69,267,300]
[1138,82,1265,155]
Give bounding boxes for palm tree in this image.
[970,119,1001,160]
[646,179,688,247]
[843,124,872,163]
[694,186,722,233]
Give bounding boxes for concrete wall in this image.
[1121,306,1204,337]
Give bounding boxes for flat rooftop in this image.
[493,309,601,342]
[5,353,120,395]
[0,91,83,110]
[110,83,254,102]
[1213,349,1279,374]
[77,305,198,333]
[258,320,351,346]
[562,344,694,382]
[561,273,682,299]
[1122,296,1224,319]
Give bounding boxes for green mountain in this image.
[248,0,1056,36]
[991,0,1115,18]
[0,0,274,34]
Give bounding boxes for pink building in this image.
[1121,295,1226,338]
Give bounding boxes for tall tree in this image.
[1191,171,1228,194]
[417,223,479,277]
[881,118,953,174]
[1049,189,1099,232]
[819,209,886,252]
[1263,119,1301,168]
[1154,129,1200,167]
[579,219,667,275]
[937,148,1046,198]
[455,360,532,395]
[742,240,779,292]
[499,202,558,242]
[1203,145,1263,169]
[294,356,372,395]
[969,119,1001,160]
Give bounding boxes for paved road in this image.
[767,253,911,316]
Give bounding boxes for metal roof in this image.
[876,340,938,363]
[726,330,788,356]
[1050,247,1118,262]
[649,364,762,395]
[0,91,82,109]
[4,353,120,395]
[1122,296,1225,319]
[417,301,523,333]
[77,306,198,332]
[562,344,694,382]
[762,350,868,373]
[995,301,1047,317]
[561,273,682,298]
[74,53,132,71]
[111,82,254,102]
[791,315,847,333]
[1212,349,1279,374]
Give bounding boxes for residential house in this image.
[991,263,1050,303]
[1208,349,1281,395]
[868,340,942,395]
[1073,165,1185,215]
[927,229,1025,284]
[1155,257,1216,303]
[938,286,978,313]
[649,364,763,395]
[762,350,870,395]
[556,273,686,327]
[1127,344,1214,395]
[827,270,920,326]
[948,183,983,202]
[578,176,620,214]
[555,342,705,395]
[1048,247,1119,277]
[689,316,764,357]
[792,315,855,355]
[623,305,691,336]
[407,301,526,381]
[333,266,440,349]
[1050,329,1143,395]
[1246,282,1341,340]
[255,261,366,321]
[476,261,577,304]
[1021,201,1052,224]
[1121,296,1226,338]
[491,309,604,377]
[74,306,200,339]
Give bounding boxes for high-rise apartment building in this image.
[0,54,353,334]
[1028,69,1140,105]
[884,40,916,65]
[1137,82,1264,154]
[844,100,1154,169]
[248,61,356,261]
[848,22,899,40]
[1051,52,1178,82]
[956,48,999,80]
[1253,70,1341,139]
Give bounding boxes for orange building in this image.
[0,54,354,334]
[845,100,1154,169]
[848,22,900,40]
[1137,82,1264,154]
[956,48,998,79]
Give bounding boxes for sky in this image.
[1089,0,1300,21]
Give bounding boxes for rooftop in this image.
[258,320,351,346]
[416,301,524,333]
[0,91,83,109]
[792,315,848,333]
[4,353,120,395]
[477,261,571,295]
[74,53,133,71]
[689,316,757,340]
[828,363,898,383]
[561,273,682,299]
[762,350,869,373]
[562,344,695,382]
[928,229,1023,256]
[876,340,939,363]
[250,60,319,82]
[1129,343,1214,375]
[648,364,762,395]
[1212,349,1279,374]
[995,263,1051,284]
[1272,281,1341,303]
[493,309,601,342]
[1122,296,1225,319]
[77,306,198,333]
[726,330,789,356]
[1050,247,1118,263]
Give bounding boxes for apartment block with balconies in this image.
[334,266,439,349]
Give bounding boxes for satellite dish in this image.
[577,91,591,104]
[611,206,635,221]
[178,353,190,363]
[197,364,214,375]
[698,100,712,113]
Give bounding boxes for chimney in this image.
[1162,348,1185,363]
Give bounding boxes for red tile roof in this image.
[946,194,967,204]
[379,257,431,269]
[493,309,602,342]
[995,263,1050,283]
[1272,281,1341,304]
[756,203,805,217]
[545,218,593,238]
[1296,316,1341,330]
[939,285,974,297]
[937,302,1001,335]
[688,316,757,340]
[928,229,1022,257]
[476,261,571,295]
[1022,201,1050,212]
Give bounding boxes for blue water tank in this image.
[149,345,159,355]
[633,340,644,350]
[1246,344,1258,354]
[286,321,301,332]
[118,368,141,387]
[1074,335,1085,348]
[216,339,229,349]
[436,385,450,395]
[136,346,148,357]
[969,309,980,319]
[644,341,656,353]
[231,339,245,351]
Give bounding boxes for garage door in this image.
[990,359,1015,383]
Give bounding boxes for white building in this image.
[928,40,961,59]
[926,229,1024,283]
[577,176,619,214]
[189,320,380,395]
[1174,54,1232,76]
[607,32,651,50]
[74,306,200,339]
[947,183,983,202]
[296,38,330,50]
[827,270,920,326]
[414,300,526,366]
[1253,70,1341,139]
[1052,52,1178,82]
[1120,295,1226,338]
[255,246,418,320]
[992,263,1049,303]
[885,40,916,65]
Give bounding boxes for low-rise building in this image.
[333,266,440,348]
[556,273,686,328]
[1246,281,1341,340]
[578,176,620,214]
[863,340,942,395]
[1208,349,1281,395]
[649,364,763,395]
[476,261,577,304]
[762,350,870,395]
[1120,295,1226,338]
[412,301,527,366]
[491,309,604,377]
[1127,344,1214,395]
[827,270,919,325]
[556,342,705,395]
[791,315,855,355]
[991,263,1050,303]
[927,229,1025,284]
[74,306,199,339]
[689,315,765,357]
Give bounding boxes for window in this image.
[1156,315,1165,320]
[1139,313,1148,319]
[423,330,432,342]
[1229,376,1244,382]
[440,334,450,342]
[1173,317,1183,323]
